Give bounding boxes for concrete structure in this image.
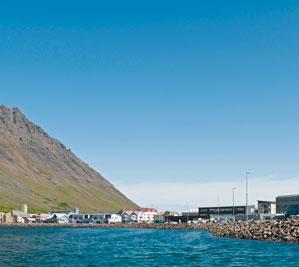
[276,194,299,214]
[21,204,28,214]
[257,200,276,219]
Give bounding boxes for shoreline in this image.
[1,218,299,243]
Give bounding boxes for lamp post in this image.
[186,201,189,224]
[232,187,236,220]
[246,171,250,220]
[217,195,220,218]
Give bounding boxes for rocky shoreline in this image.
[1,218,298,243]
[206,218,299,243]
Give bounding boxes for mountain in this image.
[0,105,138,213]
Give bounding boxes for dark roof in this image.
[276,194,299,199]
[257,200,276,204]
[198,205,255,209]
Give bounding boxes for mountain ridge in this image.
[0,105,138,213]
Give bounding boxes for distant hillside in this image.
[0,105,138,213]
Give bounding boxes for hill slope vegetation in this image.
[0,105,138,213]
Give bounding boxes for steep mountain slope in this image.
[0,105,138,213]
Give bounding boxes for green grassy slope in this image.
[0,106,138,213]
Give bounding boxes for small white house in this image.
[108,214,122,224]
[48,211,69,224]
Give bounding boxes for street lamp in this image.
[232,187,236,219]
[246,171,250,220]
[186,201,189,224]
[217,195,220,218]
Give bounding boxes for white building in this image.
[257,200,276,215]
[21,204,28,214]
[49,210,69,224]
[108,214,122,224]
[138,208,158,223]
[71,207,79,215]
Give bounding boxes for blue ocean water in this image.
[0,227,298,267]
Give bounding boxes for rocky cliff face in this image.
[0,105,138,213]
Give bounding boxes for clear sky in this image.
[1,1,299,210]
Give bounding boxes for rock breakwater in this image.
[207,218,299,243]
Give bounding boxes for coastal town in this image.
[1,194,299,243]
[1,193,298,225]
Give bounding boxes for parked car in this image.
[272,214,285,220]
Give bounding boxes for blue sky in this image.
[1,1,299,209]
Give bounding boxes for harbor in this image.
[1,216,298,243]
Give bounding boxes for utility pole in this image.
[186,201,189,224]
[217,195,220,218]
[232,187,236,220]
[246,171,250,220]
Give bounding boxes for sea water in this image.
[0,227,298,266]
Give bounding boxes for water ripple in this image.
[0,227,298,266]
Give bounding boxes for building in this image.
[49,210,70,215]
[69,213,110,224]
[120,208,158,224]
[276,194,299,214]
[33,214,49,223]
[21,204,28,214]
[121,210,134,223]
[71,208,80,215]
[138,208,158,223]
[164,215,192,224]
[0,212,4,223]
[154,211,179,224]
[198,205,256,220]
[3,210,30,224]
[182,211,200,217]
[13,210,30,223]
[131,211,142,223]
[47,213,69,224]
[154,212,165,224]
[257,200,276,218]
[108,214,122,224]
[3,212,14,223]
[180,211,200,222]
[163,211,195,224]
